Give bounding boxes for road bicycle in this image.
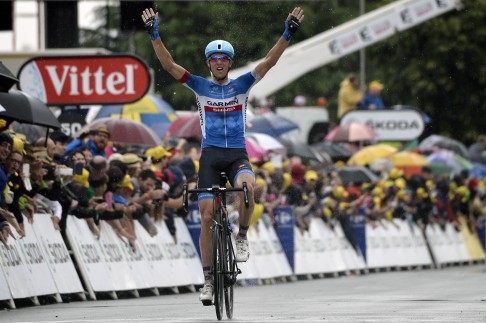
[183,172,249,320]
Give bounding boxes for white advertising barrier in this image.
[293,227,315,275]
[407,222,433,266]
[366,220,433,270]
[0,229,37,300]
[96,221,140,291]
[118,227,158,291]
[154,220,195,287]
[365,223,387,269]
[31,214,84,295]
[445,222,470,263]
[380,223,403,268]
[11,218,60,299]
[311,218,348,274]
[248,218,291,280]
[395,220,432,267]
[133,221,177,288]
[66,217,116,294]
[0,257,12,305]
[264,219,293,278]
[426,223,465,265]
[174,217,204,286]
[393,220,417,267]
[306,220,333,274]
[333,221,367,272]
[246,222,280,280]
[256,217,293,278]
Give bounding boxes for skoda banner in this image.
[273,206,295,271]
[341,109,425,141]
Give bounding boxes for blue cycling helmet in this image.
[205,40,235,60]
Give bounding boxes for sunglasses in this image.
[209,55,230,63]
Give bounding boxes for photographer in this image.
[64,125,112,160]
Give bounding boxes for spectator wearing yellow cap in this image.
[411,186,434,231]
[358,80,385,111]
[145,146,172,179]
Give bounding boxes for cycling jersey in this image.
[180,69,261,149]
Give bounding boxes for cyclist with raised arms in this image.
[141,6,304,303]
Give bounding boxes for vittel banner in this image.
[341,110,425,141]
[18,55,150,105]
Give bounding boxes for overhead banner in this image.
[340,110,425,141]
[18,54,150,105]
[396,0,459,31]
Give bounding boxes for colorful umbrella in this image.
[245,137,267,159]
[426,151,473,173]
[246,132,287,156]
[389,151,429,167]
[325,122,378,142]
[347,144,397,166]
[79,118,161,146]
[247,113,299,137]
[94,94,177,139]
[418,134,469,158]
[166,113,202,141]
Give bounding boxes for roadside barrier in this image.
[0,214,85,309]
[1,209,484,309]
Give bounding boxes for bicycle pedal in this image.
[201,300,213,306]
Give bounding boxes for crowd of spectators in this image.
[250,156,485,251]
[0,125,199,250]
[0,123,484,254]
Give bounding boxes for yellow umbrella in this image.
[347,144,398,166]
[389,151,429,167]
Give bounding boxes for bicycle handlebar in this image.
[182,182,249,212]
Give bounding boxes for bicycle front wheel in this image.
[212,224,224,320]
[224,232,235,319]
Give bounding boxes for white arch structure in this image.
[229,0,463,101]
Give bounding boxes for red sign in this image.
[18,54,150,105]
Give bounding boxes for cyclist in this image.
[141,6,304,303]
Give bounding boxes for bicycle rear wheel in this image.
[224,231,235,319]
[212,220,224,320]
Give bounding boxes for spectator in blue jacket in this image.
[64,125,112,161]
[359,80,385,110]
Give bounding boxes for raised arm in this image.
[141,8,186,81]
[255,7,304,79]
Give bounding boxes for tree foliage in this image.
[79,0,486,144]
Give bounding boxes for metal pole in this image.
[359,0,366,88]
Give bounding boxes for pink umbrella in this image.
[325,122,378,142]
[246,137,267,159]
[78,118,161,146]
